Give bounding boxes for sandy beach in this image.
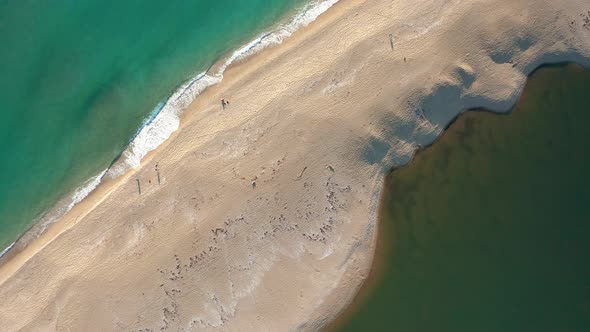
[1,0,589,330]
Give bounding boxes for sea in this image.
[339,64,590,331]
[0,0,339,254]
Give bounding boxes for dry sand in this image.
[1,0,589,330]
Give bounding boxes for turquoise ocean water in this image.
[0,0,325,251]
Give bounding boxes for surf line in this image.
[0,0,342,260]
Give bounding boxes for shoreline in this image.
[0,0,341,263]
[326,62,590,331]
[324,179,393,332]
[1,0,589,330]
[331,63,590,330]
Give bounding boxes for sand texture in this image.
[1,0,589,330]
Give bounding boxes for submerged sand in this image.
[1,0,589,330]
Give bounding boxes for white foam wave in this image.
[0,0,340,257]
[0,242,15,259]
[221,0,340,67]
[0,168,108,259]
[37,168,108,233]
[67,169,108,211]
[107,0,339,178]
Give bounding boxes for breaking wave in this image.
[108,0,340,177]
[0,0,340,258]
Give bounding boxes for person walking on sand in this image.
[221,98,226,110]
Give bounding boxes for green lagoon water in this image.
[340,64,590,331]
[0,0,310,250]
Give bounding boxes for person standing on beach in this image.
[221,98,226,110]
